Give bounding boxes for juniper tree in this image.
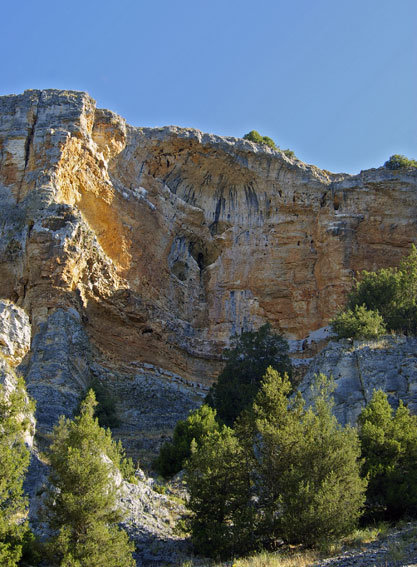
[44,390,135,567]
[0,375,33,567]
[207,323,291,426]
[185,427,254,558]
[154,404,219,477]
[186,369,366,556]
[333,246,417,337]
[358,390,417,521]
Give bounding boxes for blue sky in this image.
[1,0,416,173]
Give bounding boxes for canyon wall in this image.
[1,89,417,455]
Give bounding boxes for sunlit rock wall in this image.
[1,89,416,394]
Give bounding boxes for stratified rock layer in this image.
[1,89,417,456]
[299,336,417,425]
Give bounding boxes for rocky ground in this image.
[313,523,417,567]
[188,523,417,567]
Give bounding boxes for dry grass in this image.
[231,550,319,567]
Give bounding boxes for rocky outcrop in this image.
[0,299,34,446]
[0,299,30,365]
[0,299,188,565]
[299,336,417,425]
[1,89,417,458]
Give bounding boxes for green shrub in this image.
[242,131,297,158]
[331,304,386,339]
[358,390,417,521]
[333,246,417,337]
[384,154,417,170]
[153,404,219,477]
[206,323,292,426]
[243,130,277,150]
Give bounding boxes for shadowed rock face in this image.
[1,89,417,453]
[298,337,417,425]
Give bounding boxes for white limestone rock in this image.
[0,300,30,366]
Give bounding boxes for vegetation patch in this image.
[186,371,366,558]
[243,131,295,158]
[206,323,292,426]
[384,154,417,170]
[331,246,417,338]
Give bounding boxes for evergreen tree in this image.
[243,369,366,546]
[185,427,254,559]
[333,245,417,337]
[358,390,417,521]
[89,379,120,429]
[44,390,135,567]
[186,369,366,556]
[331,304,386,339]
[154,404,219,477]
[0,375,33,567]
[207,323,292,426]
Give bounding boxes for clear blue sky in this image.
[1,0,416,173]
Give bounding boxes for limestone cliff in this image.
[299,336,417,425]
[1,89,417,457]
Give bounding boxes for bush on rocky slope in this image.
[331,304,386,339]
[332,246,417,338]
[384,154,417,170]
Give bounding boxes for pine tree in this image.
[0,374,33,567]
[44,390,135,567]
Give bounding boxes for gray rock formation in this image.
[21,308,93,445]
[0,299,30,365]
[299,336,417,425]
[0,299,34,446]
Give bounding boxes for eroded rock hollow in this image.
[1,89,417,457]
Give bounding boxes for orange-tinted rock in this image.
[1,89,416,386]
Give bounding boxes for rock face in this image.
[0,299,34,446]
[0,299,30,366]
[0,299,188,566]
[1,89,417,457]
[1,90,417,566]
[299,336,417,425]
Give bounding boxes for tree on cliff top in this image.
[243,130,277,150]
[206,323,292,426]
[44,390,135,567]
[384,154,417,170]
